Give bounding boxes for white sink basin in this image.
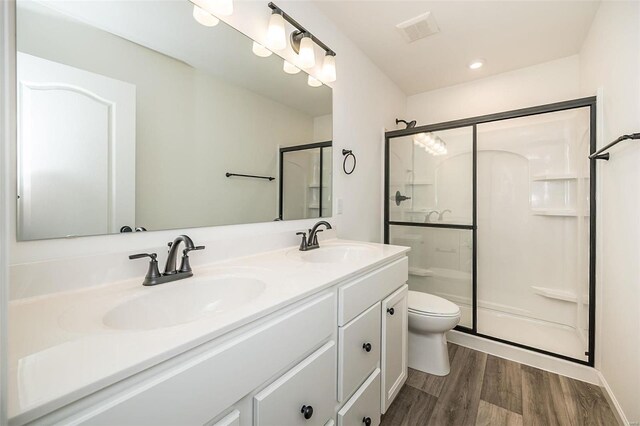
[296,244,377,264]
[103,277,266,330]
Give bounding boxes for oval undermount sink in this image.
[103,277,266,330]
[297,244,377,263]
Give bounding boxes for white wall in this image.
[7,1,405,297]
[406,55,580,125]
[579,1,640,423]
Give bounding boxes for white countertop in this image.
[8,239,409,423]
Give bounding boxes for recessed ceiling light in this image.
[469,60,484,70]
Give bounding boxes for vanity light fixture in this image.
[307,75,322,87]
[252,41,272,58]
[267,2,337,79]
[267,9,287,50]
[297,34,316,69]
[192,5,219,27]
[322,52,336,82]
[283,60,301,74]
[469,59,484,70]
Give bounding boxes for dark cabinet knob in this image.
[363,417,372,426]
[301,405,313,420]
[387,307,395,315]
[362,342,372,352]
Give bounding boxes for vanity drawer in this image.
[337,369,381,426]
[338,302,381,402]
[338,257,408,326]
[71,292,336,426]
[254,341,336,426]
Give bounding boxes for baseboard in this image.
[447,330,599,384]
[597,371,630,426]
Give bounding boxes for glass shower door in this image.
[476,107,591,361]
[386,126,474,329]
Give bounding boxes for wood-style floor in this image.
[381,344,619,426]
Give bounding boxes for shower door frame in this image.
[384,96,597,366]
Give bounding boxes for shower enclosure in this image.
[385,98,596,365]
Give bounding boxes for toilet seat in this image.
[408,291,460,318]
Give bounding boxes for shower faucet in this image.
[438,209,452,221]
[425,211,439,223]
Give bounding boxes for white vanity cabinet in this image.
[24,252,408,426]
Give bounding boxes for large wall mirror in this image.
[15,0,333,241]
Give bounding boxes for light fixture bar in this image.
[267,2,336,56]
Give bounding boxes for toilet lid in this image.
[408,291,460,317]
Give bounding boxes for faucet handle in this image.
[179,246,205,274]
[129,252,157,261]
[296,232,308,251]
[129,253,162,285]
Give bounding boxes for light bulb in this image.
[193,5,219,27]
[252,41,272,58]
[307,75,322,87]
[298,35,315,69]
[283,60,301,74]
[322,53,336,82]
[267,12,286,50]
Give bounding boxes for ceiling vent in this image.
[396,12,439,43]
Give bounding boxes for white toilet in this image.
[408,290,461,376]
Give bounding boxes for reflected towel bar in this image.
[589,133,640,160]
[225,172,275,181]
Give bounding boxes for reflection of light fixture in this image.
[266,3,336,80]
[469,59,484,70]
[267,10,287,50]
[297,34,315,69]
[252,41,272,57]
[192,5,219,26]
[412,132,447,156]
[283,60,301,74]
[322,52,336,82]
[308,75,322,87]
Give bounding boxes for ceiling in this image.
[313,0,600,95]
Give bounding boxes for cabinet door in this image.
[380,285,408,413]
[254,341,336,426]
[338,302,381,402]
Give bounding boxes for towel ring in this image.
[342,149,356,175]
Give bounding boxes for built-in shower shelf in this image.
[532,173,578,181]
[532,286,576,302]
[405,181,433,186]
[532,286,588,304]
[409,267,432,277]
[531,208,579,217]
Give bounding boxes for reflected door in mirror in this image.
[17,53,135,239]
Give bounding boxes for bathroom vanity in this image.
[8,240,409,425]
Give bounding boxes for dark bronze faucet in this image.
[297,221,332,251]
[129,235,205,286]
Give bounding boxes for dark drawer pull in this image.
[387,307,395,315]
[362,342,372,352]
[301,405,313,420]
[363,417,372,426]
